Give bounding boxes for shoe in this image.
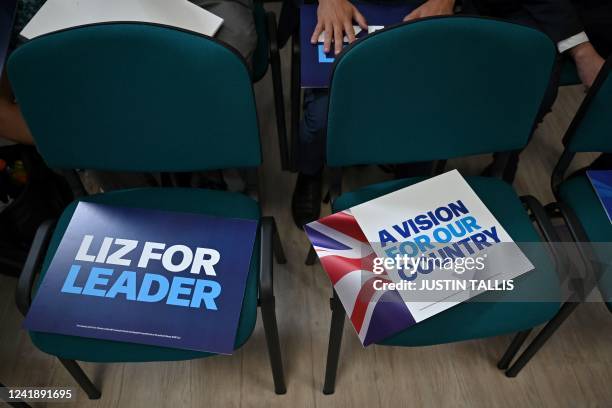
[292,171,323,228]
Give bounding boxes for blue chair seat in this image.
[333,176,561,346]
[30,188,260,362]
[558,175,612,310]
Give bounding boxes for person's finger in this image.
[334,25,344,55]
[353,8,368,30]
[344,22,356,43]
[403,9,420,21]
[324,24,333,53]
[311,22,323,44]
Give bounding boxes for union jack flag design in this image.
[305,210,417,346]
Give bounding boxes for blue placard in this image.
[23,202,258,354]
[300,3,416,88]
[587,170,612,223]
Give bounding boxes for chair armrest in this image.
[259,217,277,304]
[553,201,601,300]
[266,11,279,57]
[521,196,576,297]
[521,196,561,243]
[266,10,291,172]
[276,0,299,49]
[327,167,342,208]
[16,219,56,316]
[290,24,301,172]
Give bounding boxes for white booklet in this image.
[305,170,535,345]
[20,0,224,40]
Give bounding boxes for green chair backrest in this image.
[8,23,262,172]
[565,58,612,153]
[326,16,556,167]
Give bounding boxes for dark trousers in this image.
[573,0,612,58]
[297,88,328,175]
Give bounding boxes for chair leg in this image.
[272,59,289,172]
[261,298,287,395]
[497,329,532,370]
[305,245,317,265]
[290,31,301,172]
[506,301,579,377]
[259,217,286,394]
[267,12,289,172]
[323,294,345,395]
[242,168,260,201]
[0,382,31,408]
[272,221,287,265]
[59,169,87,197]
[6,399,31,408]
[58,359,101,400]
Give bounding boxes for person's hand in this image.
[311,0,368,55]
[570,42,605,89]
[403,0,455,21]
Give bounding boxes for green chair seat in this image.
[333,176,561,346]
[558,175,612,310]
[30,187,261,363]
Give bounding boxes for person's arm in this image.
[310,0,368,55]
[520,0,604,88]
[520,0,583,46]
[569,41,605,88]
[403,0,454,22]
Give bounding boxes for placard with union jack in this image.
[305,171,534,346]
[304,210,416,346]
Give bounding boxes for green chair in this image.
[8,23,287,397]
[316,16,568,394]
[549,56,612,310]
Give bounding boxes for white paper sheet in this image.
[21,0,223,40]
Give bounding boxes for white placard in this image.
[20,0,223,40]
[317,25,385,43]
[349,170,534,323]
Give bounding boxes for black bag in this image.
[0,144,73,275]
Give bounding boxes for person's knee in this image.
[303,109,326,135]
[303,91,329,134]
[199,1,258,63]
[232,26,258,63]
[0,99,14,130]
[0,99,34,145]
